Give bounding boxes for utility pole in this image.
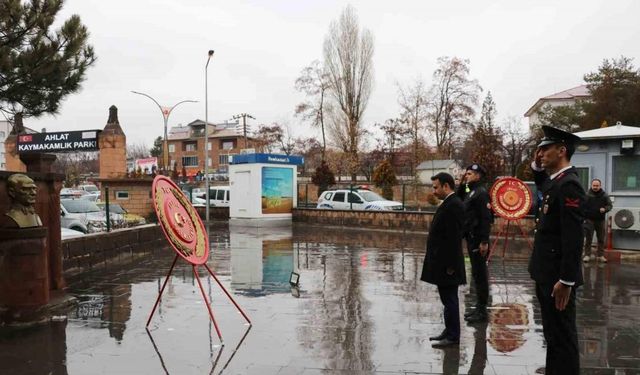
[232,113,255,149]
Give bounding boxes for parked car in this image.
[179,187,204,206]
[60,188,98,201]
[316,187,403,211]
[61,227,86,240]
[96,203,146,226]
[192,186,230,207]
[78,184,101,200]
[60,199,124,233]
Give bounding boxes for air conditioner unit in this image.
[240,148,255,155]
[609,207,640,231]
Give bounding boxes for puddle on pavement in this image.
[1,222,639,374]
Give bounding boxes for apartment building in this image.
[167,119,256,177]
[0,121,37,170]
[524,85,591,129]
[0,121,10,170]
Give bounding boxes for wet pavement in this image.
[1,222,640,375]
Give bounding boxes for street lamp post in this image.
[131,91,197,174]
[205,50,214,230]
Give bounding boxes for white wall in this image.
[229,163,298,219]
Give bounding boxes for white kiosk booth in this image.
[229,153,304,227]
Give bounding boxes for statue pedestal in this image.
[0,228,75,327]
[0,227,50,306]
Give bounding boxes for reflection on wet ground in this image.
[1,222,639,374]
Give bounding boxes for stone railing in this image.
[61,224,166,275]
[293,208,535,235]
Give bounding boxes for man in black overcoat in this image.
[421,172,466,348]
[530,125,585,374]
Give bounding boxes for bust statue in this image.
[2,173,42,228]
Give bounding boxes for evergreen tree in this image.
[150,136,163,157]
[372,159,397,200]
[534,56,640,131]
[464,92,504,182]
[0,0,96,118]
[311,161,335,197]
[583,56,640,128]
[535,103,585,132]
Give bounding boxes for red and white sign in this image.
[489,177,533,220]
[135,157,158,173]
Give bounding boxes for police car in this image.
[316,187,404,211]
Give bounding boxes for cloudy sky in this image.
[24,0,640,149]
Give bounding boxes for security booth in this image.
[228,153,304,226]
[572,122,640,250]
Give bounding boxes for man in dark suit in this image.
[530,125,585,375]
[421,172,466,348]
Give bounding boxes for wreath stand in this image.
[488,219,533,262]
[145,254,252,342]
[147,175,251,344]
[488,177,535,262]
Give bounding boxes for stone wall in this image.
[296,182,436,209]
[98,178,154,218]
[293,208,434,232]
[293,208,535,235]
[194,206,229,220]
[61,224,167,275]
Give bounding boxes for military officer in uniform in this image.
[529,125,585,375]
[457,164,492,323]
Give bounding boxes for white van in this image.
[192,186,230,207]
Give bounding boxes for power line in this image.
[231,113,255,148]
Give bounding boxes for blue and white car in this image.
[316,188,403,211]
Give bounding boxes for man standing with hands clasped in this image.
[529,125,585,375]
[421,172,466,348]
[458,164,492,324]
[583,178,612,263]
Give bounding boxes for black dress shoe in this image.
[429,330,447,341]
[465,310,488,323]
[431,338,460,348]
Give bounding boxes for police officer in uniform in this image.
[457,164,492,323]
[530,125,585,375]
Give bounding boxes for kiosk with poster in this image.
[229,153,304,226]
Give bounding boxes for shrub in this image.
[372,159,397,200]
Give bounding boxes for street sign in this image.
[152,175,209,265]
[16,130,101,153]
[490,177,533,220]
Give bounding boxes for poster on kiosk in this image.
[229,153,304,222]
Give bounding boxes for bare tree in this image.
[294,136,323,175]
[253,122,296,155]
[127,141,149,160]
[278,123,296,156]
[295,60,332,161]
[323,5,374,181]
[52,152,99,187]
[427,56,481,158]
[500,116,535,177]
[376,118,407,165]
[397,78,429,176]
